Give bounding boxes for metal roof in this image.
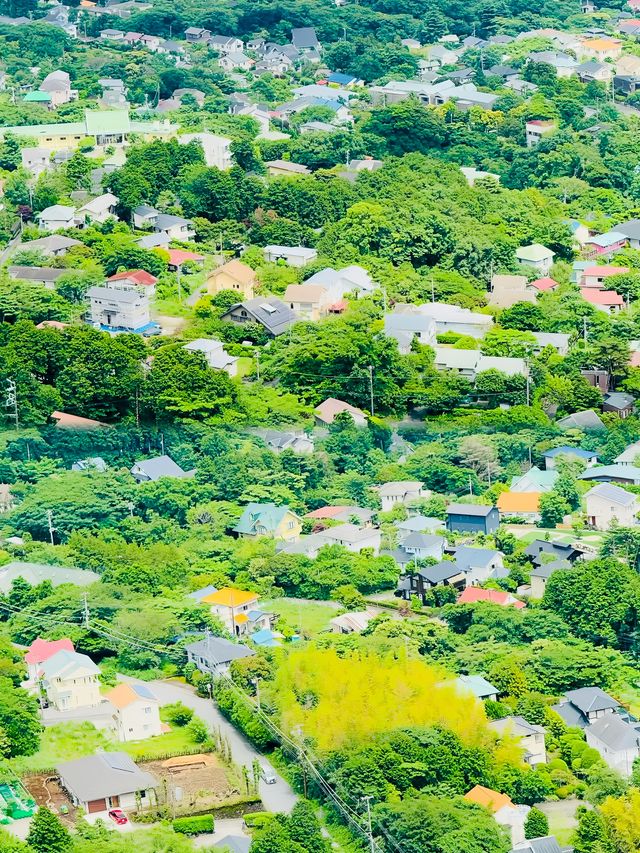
[57,752,157,802]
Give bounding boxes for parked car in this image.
[108,808,128,825]
[260,765,277,784]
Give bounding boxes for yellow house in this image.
[39,649,101,711]
[202,587,271,636]
[233,502,302,542]
[206,259,256,299]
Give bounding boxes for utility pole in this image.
[583,316,588,345]
[368,365,374,416]
[5,379,18,429]
[47,510,55,546]
[176,264,182,303]
[253,678,261,710]
[430,275,435,303]
[292,725,307,796]
[82,593,90,628]
[361,796,375,853]
[525,373,530,407]
[255,348,260,381]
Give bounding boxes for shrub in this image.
[186,717,210,744]
[163,702,194,727]
[243,811,273,828]
[173,814,214,835]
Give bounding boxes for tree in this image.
[525,807,549,839]
[26,807,71,853]
[538,491,570,527]
[0,677,41,756]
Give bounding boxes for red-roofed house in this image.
[25,637,75,681]
[458,588,526,609]
[580,288,625,313]
[107,269,158,295]
[166,249,205,270]
[580,266,629,288]
[527,277,559,292]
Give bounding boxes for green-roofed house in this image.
[0,109,177,151]
[516,243,556,275]
[24,90,52,105]
[510,466,559,493]
[233,502,302,542]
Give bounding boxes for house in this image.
[524,539,583,567]
[543,446,598,469]
[220,297,297,337]
[525,119,557,147]
[453,546,505,584]
[292,27,320,52]
[580,465,640,485]
[87,286,152,333]
[0,561,99,593]
[580,265,629,287]
[611,218,640,250]
[314,397,367,427]
[153,213,194,240]
[615,440,640,465]
[8,266,67,290]
[584,231,628,258]
[516,244,555,275]
[39,649,101,711]
[38,70,77,107]
[209,35,244,53]
[304,265,376,298]
[459,588,525,609]
[579,288,625,313]
[283,284,332,321]
[107,269,158,295]
[397,562,467,600]
[586,715,640,776]
[133,204,159,229]
[603,392,635,417]
[585,483,640,529]
[179,132,232,170]
[20,235,82,256]
[576,60,613,82]
[433,348,528,380]
[265,159,311,177]
[489,717,546,765]
[497,491,542,522]
[316,524,381,554]
[330,610,376,634]
[531,332,569,355]
[234,502,302,541]
[511,467,558,494]
[327,71,362,86]
[456,676,499,701]
[397,533,444,562]
[383,312,437,353]
[463,785,529,845]
[71,457,107,473]
[528,51,578,77]
[580,37,622,61]
[396,515,444,534]
[460,166,501,186]
[529,561,571,598]
[377,481,427,512]
[446,504,499,534]
[219,51,253,71]
[306,505,374,526]
[264,245,317,267]
[21,147,50,178]
[130,456,193,483]
[77,192,118,224]
[37,204,77,231]
[166,249,205,271]
[556,409,606,431]
[207,260,256,299]
[186,636,254,676]
[57,752,156,814]
[172,89,206,107]
[184,26,211,42]
[552,686,620,728]
[201,587,270,636]
[24,637,74,682]
[183,338,238,376]
[257,430,314,455]
[106,683,162,742]
[413,302,493,338]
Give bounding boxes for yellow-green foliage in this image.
[268,645,491,752]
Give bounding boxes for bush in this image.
[243,811,273,828]
[163,702,194,727]
[186,717,210,744]
[173,814,214,835]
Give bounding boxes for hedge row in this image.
[172,814,214,834]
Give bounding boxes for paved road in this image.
[119,675,297,814]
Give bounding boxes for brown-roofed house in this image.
[51,411,111,430]
[464,784,515,813]
[206,260,256,299]
[314,398,367,427]
[284,283,330,321]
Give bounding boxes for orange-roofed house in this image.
[25,637,74,681]
[464,785,530,844]
[314,397,367,427]
[497,491,542,522]
[206,259,256,299]
[527,277,559,293]
[51,411,111,430]
[580,265,629,288]
[580,37,622,61]
[105,683,162,741]
[579,288,625,314]
[457,587,526,609]
[202,587,271,636]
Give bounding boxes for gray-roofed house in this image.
[489,716,547,765]
[153,213,194,240]
[586,714,640,776]
[220,297,298,337]
[133,204,159,229]
[37,204,78,231]
[616,440,640,466]
[183,338,238,377]
[57,752,157,813]
[529,560,571,598]
[395,515,445,534]
[396,561,467,602]
[187,584,218,602]
[0,561,99,592]
[20,235,82,256]
[531,332,570,355]
[552,686,619,729]
[130,455,194,483]
[398,532,445,561]
[383,312,437,354]
[378,481,428,512]
[455,674,498,701]
[316,524,381,554]
[291,27,320,52]
[511,837,564,853]
[612,218,640,250]
[603,391,635,418]
[213,836,251,853]
[446,504,500,535]
[454,546,505,584]
[524,539,582,566]
[186,636,254,676]
[556,409,606,432]
[256,429,314,455]
[585,482,640,529]
[580,465,640,485]
[8,266,67,289]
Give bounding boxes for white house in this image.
[383,312,437,354]
[586,715,640,777]
[408,302,493,338]
[21,147,50,178]
[39,649,101,711]
[179,132,232,170]
[183,338,238,376]
[316,523,381,554]
[186,636,254,676]
[87,286,151,332]
[398,532,444,561]
[585,483,640,530]
[525,119,557,146]
[57,752,156,814]
[489,716,547,766]
[516,244,555,275]
[106,683,162,742]
[378,481,428,512]
[38,204,77,231]
[464,786,530,846]
[263,245,318,267]
[24,637,74,683]
[77,192,119,224]
[454,546,504,585]
[153,213,194,240]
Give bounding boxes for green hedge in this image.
[243,811,273,828]
[172,814,214,835]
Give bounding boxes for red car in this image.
[108,809,128,825]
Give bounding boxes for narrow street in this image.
[119,674,298,814]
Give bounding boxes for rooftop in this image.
[57,752,156,802]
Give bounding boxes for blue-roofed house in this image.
[584,230,628,259]
[188,585,218,602]
[233,503,302,542]
[327,71,362,87]
[543,446,599,470]
[580,465,640,485]
[455,674,499,701]
[250,628,283,647]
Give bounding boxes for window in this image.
[144,706,152,714]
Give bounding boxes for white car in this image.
[261,765,277,784]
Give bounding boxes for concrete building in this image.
[525,119,557,147]
[87,286,151,332]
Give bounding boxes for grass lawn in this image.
[262,598,339,637]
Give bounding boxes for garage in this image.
[87,798,107,813]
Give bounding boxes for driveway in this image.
[119,675,297,814]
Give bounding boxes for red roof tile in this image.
[167,249,205,266]
[457,588,525,609]
[25,637,74,665]
[108,269,158,286]
[580,288,624,305]
[529,277,558,291]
